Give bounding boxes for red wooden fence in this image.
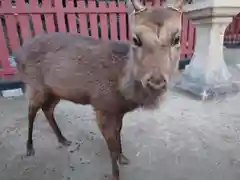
[224,13,240,47]
[0,0,239,79]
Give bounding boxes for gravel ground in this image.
[0,90,240,180]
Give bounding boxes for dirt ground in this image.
[0,90,240,180]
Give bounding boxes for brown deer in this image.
[14,0,191,179]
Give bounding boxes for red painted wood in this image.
[79,14,88,35]
[77,1,88,36]
[88,1,98,39]
[187,22,195,59]
[4,15,21,52]
[55,0,66,32]
[31,14,44,35]
[109,14,118,40]
[15,0,26,8]
[41,0,52,7]
[118,3,127,41]
[68,14,78,33]
[44,14,56,32]
[40,0,53,31]
[180,16,188,59]
[0,68,16,77]
[17,15,32,41]
[109,3,118,40]
[30,0,39,7]
[0,5,127,15]
[0,22,10,70]
[1,0,12,8]
[76,0,85,8]
[99,2,108,40]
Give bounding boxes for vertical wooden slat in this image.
[88,1,98,39]
[44,14,56,32]
[4,15,21,52]
[180,16,188,59]
[77,1,88,36]
[41,0,55,33]
[1,0,12,8]
[41,0,52,7]
[188,22,195,59]
[237,18,240,43]
[31,14,44,35]
[17,15,32,41]
[0,22,10,70]
[55,0,66,32]
[109,2,118,40]
[68,14,78,33]
[99,2,108,40]
[30,0,39,7]
[79,13,88,35]
[118,3,127,41]
[15,0,26,8]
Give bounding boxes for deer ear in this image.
[173,0,192,11]
[126,0,135,15]
[127,0,146,13]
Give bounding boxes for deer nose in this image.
[143,74,167,90]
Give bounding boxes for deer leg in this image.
[26,103,40,156]
[116,118,130,165]
[96,110,120,180]
[26,88,43,156]
[42,96,71,146]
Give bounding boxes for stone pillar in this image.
[174,0,240,100]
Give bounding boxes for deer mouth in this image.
[141,73,167,92]
[146,80,167,90]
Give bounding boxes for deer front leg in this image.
[116,117,130,165]
[96,110,122,180]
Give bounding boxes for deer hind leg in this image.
[116,117,130,165]
[41,94,71,146]
[26,86,44,156]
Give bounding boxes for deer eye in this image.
[172,35,180,46]
[133,34,142,47]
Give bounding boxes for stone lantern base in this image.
[174,1,240,100]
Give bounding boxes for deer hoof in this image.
[59,139,72,146]
[26,148,35,156]
[112,176,119,180]
[118,154,130,165]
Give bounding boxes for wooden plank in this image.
[68,14,78,33]
[180,16,188,59]
[98,2,108,40]
[4,15,21,52]
[44,14,56,32]
[1,0,12,8]
[17,15,32,41]
[99,14,108,40]
[0,68,16,78]
[41,0,52,7]
[109,2,118,40]
[79,13,88,36]
[187,22,195,59]
[77,1,88,36]
[0,6,127,15]
[88,1,98,39]
[118,3,127,41]
[31,14,44,35]
[30,0,39,7]
[55,0,66,32]
[15,0,26,8]
[0,21,10,69]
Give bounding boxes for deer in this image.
[14,0,191,179]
